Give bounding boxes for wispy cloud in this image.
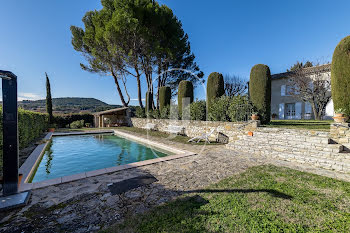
[130,98,145,101]
[18,92,43,101]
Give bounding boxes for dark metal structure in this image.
[0,70,18,196]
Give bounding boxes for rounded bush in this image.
[331,35,350,115]
[159,86,171,112]
[207,72,224,109]
[178,80,193,115]
[249,64,271,124]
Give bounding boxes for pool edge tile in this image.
[86,168,108,178]
[61,173,87,183]
[32,177,62,189]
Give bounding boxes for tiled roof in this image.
[93,107,129,115]
[271,64,331,80]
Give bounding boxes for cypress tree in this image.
[331,35,350,115]
[159,86,171,112]
[178,80,193,115]
[145,91,153,113]
[249,64,271,124]
[206,72,225,110]
[46,72,53,124]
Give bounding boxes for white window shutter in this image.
[295,102,302,119]
[305,102,312,113]
[281,85,286,96]
[279,103,285,119]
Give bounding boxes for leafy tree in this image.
[287,61,313,72]
[72,0,202,109]
[45,72,53,124]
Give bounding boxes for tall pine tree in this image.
[46,72,53,124]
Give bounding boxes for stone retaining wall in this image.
[227,127,350,173]
[330,123,350,150]
[130,118,259,140]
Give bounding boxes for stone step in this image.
[227,143,350,173]
[227,140,350,161]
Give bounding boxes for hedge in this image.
[54,113,94,128]
[249,64,271,124]
[331,35,350,115]
[0,108,48,155]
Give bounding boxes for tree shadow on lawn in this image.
[111,188,293,233]
[185,188,293,200]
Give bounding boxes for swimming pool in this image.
[30,133,171,183]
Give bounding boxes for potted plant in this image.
[271,113,277,120]
[48,124,56,132]
[251,112,259,120]
[333,108,348,123]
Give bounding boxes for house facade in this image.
[271,64,334,120]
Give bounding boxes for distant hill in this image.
[18,97,120,114]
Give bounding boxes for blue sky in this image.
[0,0,349,105]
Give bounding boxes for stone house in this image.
[271,64,334,120]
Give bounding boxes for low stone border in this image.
[19,132,53,184]
[18,130,196,192]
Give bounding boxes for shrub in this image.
[190,100,206,121]
[228,96,253,122]
[70,120,85,129]
[159,86,171,112]
[54,113,94,128]
[148,109,160,119]
[0,108,48,153]
[169,105,180,120]
[135,106,146,118]
[178,80,193,115]
[331,35,350,115]
[145,91,153,113]
[160,105,170,119]
[207,72,225,110]
[208,96,231,121]
[249,64,271,124]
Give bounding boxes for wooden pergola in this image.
[93,107,130,128]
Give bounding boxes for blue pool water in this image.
[31,134,170,183]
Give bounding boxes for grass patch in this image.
[105,165,350,233]
[266,120,332,131]
[57,127,223,145]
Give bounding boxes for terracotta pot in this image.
[333,116,348,123]
[251,114,259,120]
[48,128,55,132]
[335,113,345,118]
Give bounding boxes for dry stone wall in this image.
[330,123,350,151]
[227,127,350,173]
[130,118,259,140]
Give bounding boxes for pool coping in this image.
[18,129,196,192]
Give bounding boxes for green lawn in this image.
[105,165,350,233]
[57,127,223,145]
[266,120,332,131]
